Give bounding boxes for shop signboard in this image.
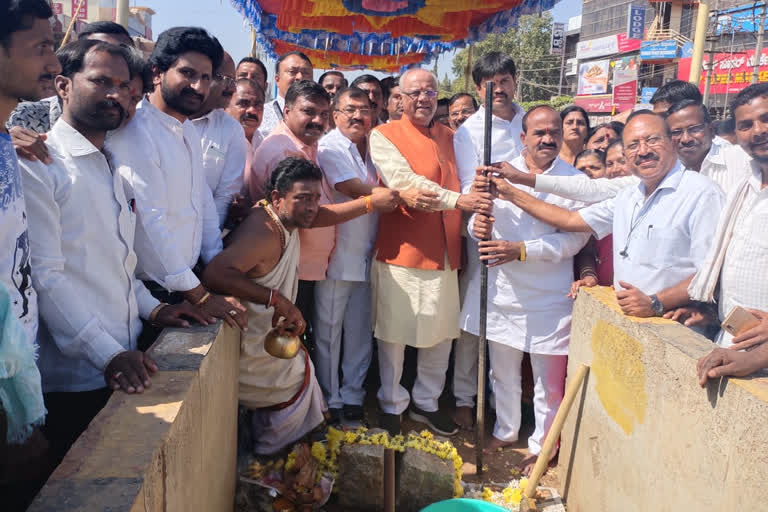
[551,22,565,56]
[678,49,768,95]
[577,59,610,95]
[612,56,638,106]
[576,33,642,60]
[627,5,646,40]
[640,40,678,60]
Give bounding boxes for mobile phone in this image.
[721,306,760,336]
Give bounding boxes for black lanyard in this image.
[273,100,284,120]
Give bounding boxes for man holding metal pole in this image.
[452,52,526,433]
[465,106,590,474]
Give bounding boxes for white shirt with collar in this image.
[698,136,752,196]
[579,162,725,295]
[192,109,249,227]
[461,156,590,355]
[714,161,768,346]
[20,120,160,392]
[108,99,222,293]
[453,103,525,193]
[317,128,379,282]
[259,94,285,139]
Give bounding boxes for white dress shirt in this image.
[317,128,379,282]
[698,137,752,196]
[192,109,248,227]
[108,99,222,292]
[453,103,525,193]
[259,95,285,138]
[714,162,768,346]
[461,156,590,355]
[579,163,725,295]
[21,120,160,392]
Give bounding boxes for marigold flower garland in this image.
[310,427,465,498]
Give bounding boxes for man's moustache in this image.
[635,154,660,164]
[99,100,126,118]
[181,88,204,102]
[39,73,54,81]
[243,114,259,122]
[305,123,323,131]
[538,143,557,150]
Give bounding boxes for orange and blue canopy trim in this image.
[231,0,559,72]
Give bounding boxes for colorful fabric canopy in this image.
[231,0,559,72]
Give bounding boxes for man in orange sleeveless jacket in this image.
[368,68,493,437]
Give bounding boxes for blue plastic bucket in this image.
[420,498,510,511]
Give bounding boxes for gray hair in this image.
[399,68,438,90]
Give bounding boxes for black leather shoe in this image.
[379,412,401,436]
[409,405,458,436]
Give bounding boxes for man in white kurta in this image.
[463,106,589,459]
[451,52,525,428]
[315,88,379,427]
[368,69,493,437]
[687,85,768,377]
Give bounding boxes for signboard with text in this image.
[551,22,565,56]
[577,33,642,60]
[71,0,87,20]
[612,56,638,107]
[640,40,679,60]
[626,5,646,40]
[641,87,658,104]
[678,49,768,94]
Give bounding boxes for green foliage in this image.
[448,13,566,103]
[520,95,573,111]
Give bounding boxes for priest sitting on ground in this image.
[202,157,398,454]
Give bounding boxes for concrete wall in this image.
[28,323,240,512]
[559,287,768,512]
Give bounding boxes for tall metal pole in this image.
[689,0,710,84]
[703,1,719,106]
[475,82,494,476]
[751,2,767,83]
[558,47,566,96]
[116,0,130,29]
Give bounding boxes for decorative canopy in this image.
[231,0,559,72]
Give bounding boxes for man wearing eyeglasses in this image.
[191,51,248,228]
[259,51,313,138]
[480,111,724,320]
[246,80,335,347]
[368,68,493,437]
[313,87,389,428]
[666,99,750,195]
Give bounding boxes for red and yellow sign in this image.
[678,49,768,95]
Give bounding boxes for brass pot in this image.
[264,325,301,359]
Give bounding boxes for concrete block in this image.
[396,448,454,512]
[559,286,768,512]
[337,443,385,510]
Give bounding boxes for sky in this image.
[141,0,582,84]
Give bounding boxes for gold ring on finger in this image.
[228,309,238,316]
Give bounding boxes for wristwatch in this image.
[650,294,664,316]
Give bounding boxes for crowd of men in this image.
[2,1,768,508]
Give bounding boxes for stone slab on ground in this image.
[397,447,454,512]
[336,443,385,510]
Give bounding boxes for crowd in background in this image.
[2,1,768,510]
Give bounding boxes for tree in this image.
[448,13,564,103]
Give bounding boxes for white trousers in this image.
[489,341,567,454]
[453,330,478,408]
[313,279,373,409]
[376,338,452,415]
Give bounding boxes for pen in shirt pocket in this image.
[647,224,653,239]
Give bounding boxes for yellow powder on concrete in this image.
[585,287,680,325]
[591,320,647,435]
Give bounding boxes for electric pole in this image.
[689,0,710,84]
[751,2,767,83]
[116,0,130,29]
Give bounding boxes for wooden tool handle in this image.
[524,364,590,498]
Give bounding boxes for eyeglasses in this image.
[625,135,667,153]
[402,89,438,100]
[335,106,372,117]
[450,108,476,118]
[669,123,707,138]
[213,74,236,88]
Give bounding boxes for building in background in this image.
[51,0,154,47]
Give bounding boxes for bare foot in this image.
[518,453,538,477]
[482,436,516,454]
[453,406,474,430]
